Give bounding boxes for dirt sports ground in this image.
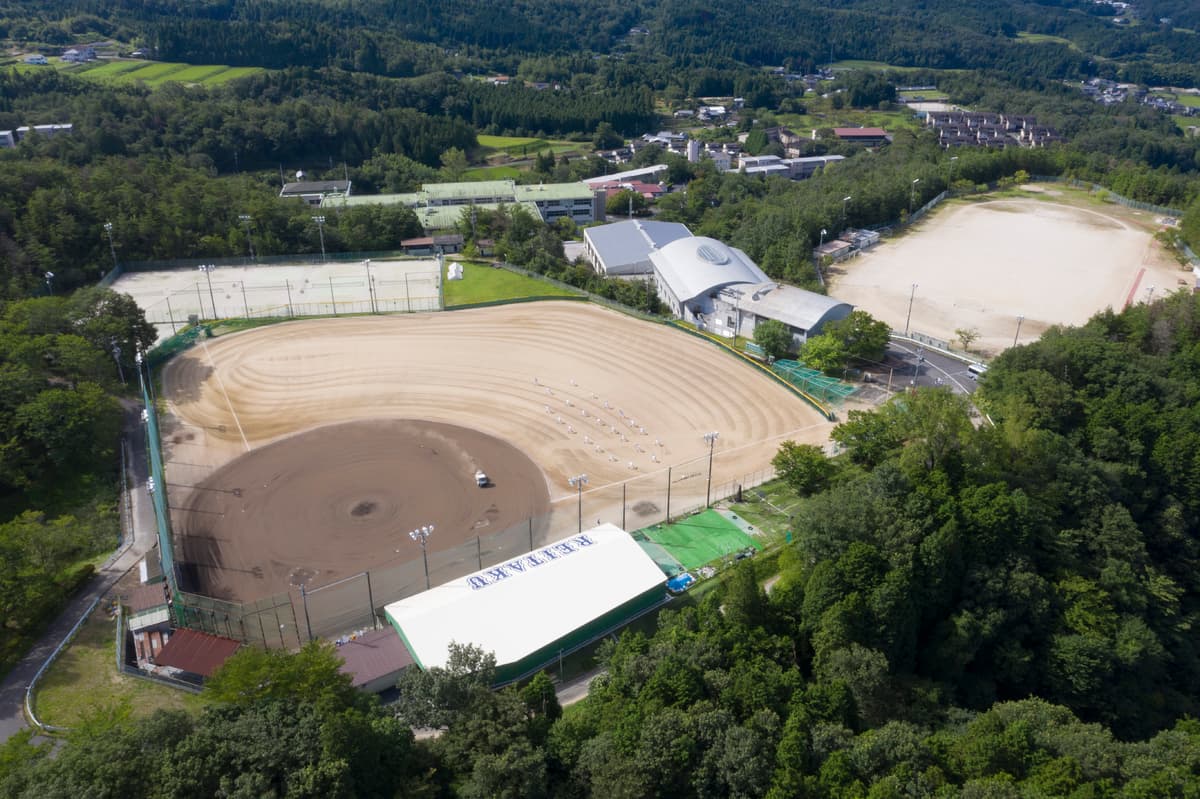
[161,302,833,603]
[829,191,1188,356]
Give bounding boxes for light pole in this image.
[44,271,54,296]
[904,283,918,336]
[238,214,255,261]
[103,221,118,271]
[110,337,125,385]
[842,195,851,228]
[703,431,719,508]
[949,156,959,187]
[568,474,588,533]
[363,259,376,313]
[312,216,327,262]
[409,524,434,590]
[198,264,218,319]
[1013,314,1024,348]
[1145,285,1155,304]
[819,228,827,249]
[910,178,921,213]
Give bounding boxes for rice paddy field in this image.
[476,134,586,158]
[71,60,264,86]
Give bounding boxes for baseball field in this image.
[829,192,1186,355]
[160,302,833,603]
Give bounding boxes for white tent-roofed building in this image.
[384,524,667,684]
[583,219,693,276]
[649,236,769,323]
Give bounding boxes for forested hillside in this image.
[6,292,1200,794]
[3,0,1200,790]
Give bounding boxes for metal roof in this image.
[412,202,542,230]
[384,524,665,672]
[584,220,692,273]
[281,180,351,195]
[336,627,414,687]
[153,629,240,677]
[727,282,854,332]
[514,183,596,202]
[649,236,768,303]
[423,180,515,202]
[129,607,171,632]
[322,192,423,208]
[125,582,169,613]
[582,164,669,186]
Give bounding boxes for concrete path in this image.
[0,403,157,742]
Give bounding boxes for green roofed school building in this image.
[384,524,668,685]
[323,180,606,231]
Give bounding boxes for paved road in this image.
[0,403,157,742]
[888,342,979,395]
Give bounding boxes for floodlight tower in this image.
[568,474,588,533]
[703,431,719,508]
[409,524,435,590]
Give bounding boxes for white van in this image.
[967,363,989,380]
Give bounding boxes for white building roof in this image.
[384,524,665,671]
[582,165,668,186]
[727,282,853,333]
[129,607,171,632]
[584,220,692,274]
[650,236,769,304]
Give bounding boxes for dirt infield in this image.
[176,420,549,601]
[830,196,1185,356]
[161,302,832,603]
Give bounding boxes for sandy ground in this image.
[829,197,1186,356]
[161,302,833,603]
[112,259,441,342]
[175,420,549,602]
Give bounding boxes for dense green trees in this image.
[0,287,149,674]
[753,319,792,360]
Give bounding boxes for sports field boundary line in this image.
[198,334,250,452]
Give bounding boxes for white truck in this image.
[475,470,489,487]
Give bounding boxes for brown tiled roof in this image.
[125,582,170,613]
[154,629,240,677]
[336,628,413,687]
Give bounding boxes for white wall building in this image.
[649,237,769,322]
[583,219,692,276]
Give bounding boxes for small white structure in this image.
[447,262,464,281]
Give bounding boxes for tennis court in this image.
[640,509,762,570]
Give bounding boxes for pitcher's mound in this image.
[175,419,549,601]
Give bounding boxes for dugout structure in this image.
[384,524,668,684]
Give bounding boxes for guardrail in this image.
[26,594,102,734]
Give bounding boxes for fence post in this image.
[365,571,377,630]
[666,466,672,521]
[300,585,313,642]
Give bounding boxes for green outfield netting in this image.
[771,360,857,405]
